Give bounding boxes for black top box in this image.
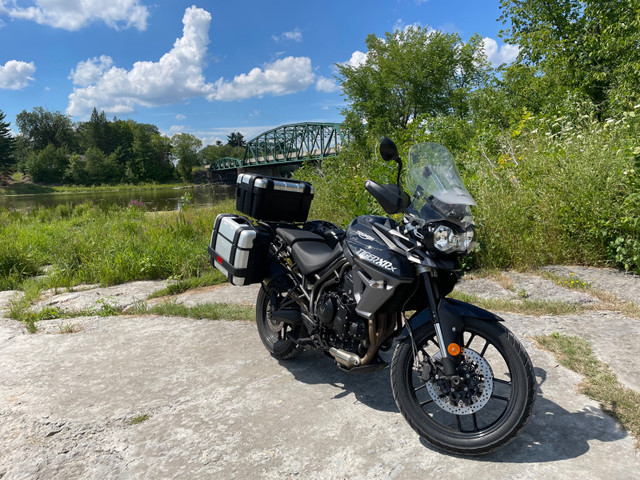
[236,173,314,222]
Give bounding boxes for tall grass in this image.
[296,112,640,272]
[0,199,235,290]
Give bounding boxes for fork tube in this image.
[421,271,457,376]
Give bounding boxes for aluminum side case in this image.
[208,214,269,286]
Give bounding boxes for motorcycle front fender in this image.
[397,297,504,341]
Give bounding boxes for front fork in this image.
[417,268,462,377]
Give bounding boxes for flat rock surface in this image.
[0,316,638,480]
[33,281,169,313]
[149,283,261,307]
[2,266,640,479]
[542,266,640,304]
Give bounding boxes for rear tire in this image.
[256,284,302,360]
[390,318,536,455]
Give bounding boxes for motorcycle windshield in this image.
[405,142,476,227]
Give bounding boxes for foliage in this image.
[0,109,14,172]
[337,26,490,138]
[15,107,76,151]
[172,133,203,181]
[499,0,640,116]
[226,131,246,148]
[0,199,237,291]
[24,145,69,183]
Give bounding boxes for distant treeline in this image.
[0,107,246,185]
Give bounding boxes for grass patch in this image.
[448,291,585,316]
[57,322,83,334]
[0,200,237,291]
[534,333,640,446]
[129,414,150,425]
[147,270,227,299]
[132,301,254,321]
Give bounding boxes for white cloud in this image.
[210,56,315,101]
[343,51,368,68]
[169,125,185,133]
[0,59,36,89]
[315,76,339,93]
[1,0,149,31]
[482,37,520,67]
[67,6,215,117]
[175,114,186,120]
[272,28,302,42]
[69,55,114,86]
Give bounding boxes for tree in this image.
[24,145,69,183]
[78,108,114,154]
[172,133,202,181]
[227,132,246,148]
[337,26,490,137]
[499,0,640,115]
[15,107,77,151]
[0,109,14,172]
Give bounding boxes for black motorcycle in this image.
[209,137,536,455]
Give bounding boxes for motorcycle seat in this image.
[276,227,324,246]
[291,242,343,275]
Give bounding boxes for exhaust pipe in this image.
[329,347,362,368]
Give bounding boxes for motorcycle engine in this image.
[316,271,367,354]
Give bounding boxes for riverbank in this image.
[0,202,235,291]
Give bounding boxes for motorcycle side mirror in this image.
[380,137,400,162]
[380,136,403,187]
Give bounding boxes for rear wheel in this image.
[256,284,302,360]
[390,318,536,455]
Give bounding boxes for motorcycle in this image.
[208,137,536,455]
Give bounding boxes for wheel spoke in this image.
[465,333,476,348]
[472,413,479,432]
[456,415,463,432]
[419,397,434,407]
[414,384,426,392]
[491,394,510,402]
[480,340,489,356]
[494,378,511,386]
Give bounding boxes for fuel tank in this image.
[345,215,414,282]
[344,216,415,319]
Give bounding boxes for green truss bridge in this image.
[207,122,345,181]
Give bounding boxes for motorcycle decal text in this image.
[356,230,375,241]
[356,248,397,272]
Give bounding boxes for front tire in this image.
[390,318,536,455]
[256,284,302,360]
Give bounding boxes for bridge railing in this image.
[208,122,345,171]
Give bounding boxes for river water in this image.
[0,184,235,212]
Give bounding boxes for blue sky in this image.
[0,1,516,145]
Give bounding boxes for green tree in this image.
[172,133,202,181]
[15,107,77,151]
[0,109,14,172]
[78,108,114,154]
[24,145,69,183]
[227,132,246,148]
[499,0,640,115]
[337,26,490,137]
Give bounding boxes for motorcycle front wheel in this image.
[390,318,536,455]
[256,283,302,360]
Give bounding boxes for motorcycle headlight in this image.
[433,225,458,253]
[432,225,476,254]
